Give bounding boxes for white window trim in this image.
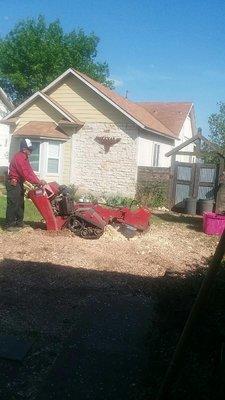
[152,143,160,167]
[30,140,41,173]
[27,139,62,180]
[46,141,61,176]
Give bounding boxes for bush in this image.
[67,184,80,201]
[67,185,139,208]
[105,195,138,208]
[136,181,168,208]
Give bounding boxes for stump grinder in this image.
[28,182,151,239]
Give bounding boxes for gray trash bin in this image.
[197,199,214,215]
[185,198,197,215]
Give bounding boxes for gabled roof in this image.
[137,102,193,138]
[42,68,176,138]
[0,88,14,112]
[2,90,83,126]
[14,121,68,140]
[1,68,194,141]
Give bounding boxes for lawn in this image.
[0,193,204,230]
[0,195,41,227]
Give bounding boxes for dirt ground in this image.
[0,212,220,399]
[0,212,218,277]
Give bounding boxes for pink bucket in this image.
[203,212,225,235]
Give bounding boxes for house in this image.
[1,68,196,197]
[0,88,14,169]
[137,102,196,165]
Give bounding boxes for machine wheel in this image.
[68,215,104,239]
[92,227,104,238]
[80,226,104,239]
[68,216,83,234]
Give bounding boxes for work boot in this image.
[16,222,29,228]
[5,226,22,232]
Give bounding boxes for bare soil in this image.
[0,212,220,399]
[0,212,218,278]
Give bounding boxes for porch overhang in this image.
[13,121,69,140]
[0,117,19,125]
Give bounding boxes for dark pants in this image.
[5,181,24,227]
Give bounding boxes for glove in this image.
[38,180,47,187]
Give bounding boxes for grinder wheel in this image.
[68,216,104,239]
[68,216,83,233]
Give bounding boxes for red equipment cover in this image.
[28,182,151,233]
[75,203,151,231]
[28,187,67,231]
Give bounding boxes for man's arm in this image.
[19,158,41,185]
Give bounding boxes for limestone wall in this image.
[71,122,138,197]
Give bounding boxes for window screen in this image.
[30,141,40,172]
[47,141,60,174]
[153,144,160,167]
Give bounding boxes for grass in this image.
[0,195,41,227]
[0,194,203,231]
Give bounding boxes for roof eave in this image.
[2,90,78,124]
[0,117,19,125]
[0,88,14,111]
[143,126,176,140]
[42,69,156,131]
[58,119,84,127]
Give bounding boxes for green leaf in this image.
[0,15,113,102]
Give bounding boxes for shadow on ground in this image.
[0,258,224,400]
[153,212,203,232]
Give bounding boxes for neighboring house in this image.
[137,102,196,165]
[0,88,14,169]
[1,68,196,197]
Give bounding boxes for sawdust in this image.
[0,213,218,278]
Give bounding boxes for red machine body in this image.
[28,182,151,238]
[28,185,68,231]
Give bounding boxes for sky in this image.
[0,0,225,134]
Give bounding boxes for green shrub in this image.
[67,184,79,201]
[67,186,138,208]
[105,195,138,208]
[136,181,168,208]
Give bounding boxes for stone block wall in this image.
[137,166,171,206]
[71,122,138,197]
[137,167,171,183]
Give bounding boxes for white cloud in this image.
[112,78,124,88]
[3,16,9,20]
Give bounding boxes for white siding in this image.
[137,131,174,168]
[0,99,11,167]
[175,116,195,163]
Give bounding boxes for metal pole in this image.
[157,229,225,400]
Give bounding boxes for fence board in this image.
[171,162,218,210]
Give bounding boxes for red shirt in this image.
[8,151,40,185]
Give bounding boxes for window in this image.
[30,141,40,172]
[153,143,160,167]
[47,141,60,174]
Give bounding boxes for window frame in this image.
[47,140,61,175]
[152,143,160,167]
[30,140,41,173]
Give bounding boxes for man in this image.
[5,138,45,231]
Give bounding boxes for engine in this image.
[51,185,74,216]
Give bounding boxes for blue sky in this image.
[0,0,224,134]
